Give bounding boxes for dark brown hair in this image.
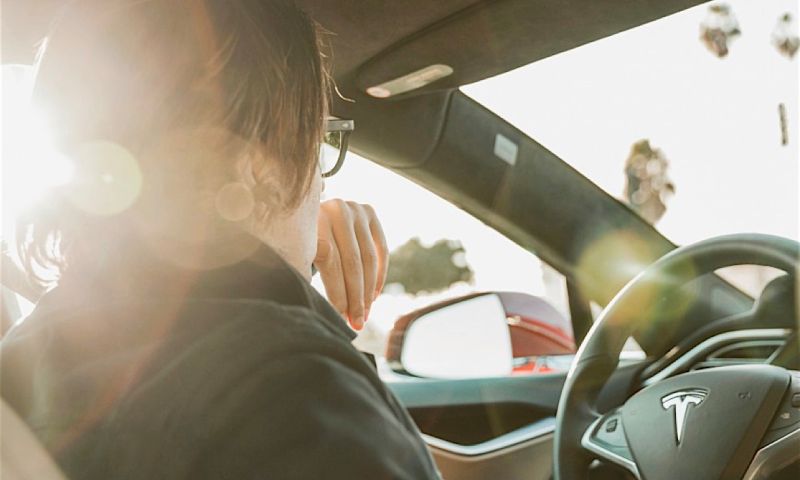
[18,0,330,286]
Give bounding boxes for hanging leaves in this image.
[700,4,741,58]
[779,103,789,146]
[772,13,799,59]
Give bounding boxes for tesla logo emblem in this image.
[661,389,707,445]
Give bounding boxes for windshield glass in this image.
[463,0,798,250]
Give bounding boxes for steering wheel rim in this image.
[553,233,799,480]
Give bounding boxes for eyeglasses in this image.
[320,118,354,178]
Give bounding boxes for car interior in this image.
[2,1,799,479]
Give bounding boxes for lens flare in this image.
[2,65,75,236]
[2,112,74,230]
[65,141,142,216]
[576,230,696,335]
[215,181,255,222]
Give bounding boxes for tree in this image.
[699,4,741,58]
[384,238,473,295]
[623,140,675,225]
[772,13,799,59]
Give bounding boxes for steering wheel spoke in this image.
[581,408,641,479]
[743,370,800,479]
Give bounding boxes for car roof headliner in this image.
[8,1,707,93]
[295,0,707,97]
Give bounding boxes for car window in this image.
[463,0,798,296]
[311,149,574,376]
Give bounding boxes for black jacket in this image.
[1,245,440,479]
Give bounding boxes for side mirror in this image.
[398,294,513,379]
[387,292,576,379]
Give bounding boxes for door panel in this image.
[429,432,554,480]
[388,373,566,410]
[387,363,645,479]
[387,373,566,479]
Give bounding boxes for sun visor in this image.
[356,0,705,99]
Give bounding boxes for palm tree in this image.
[700,4,741,58]
[623,140,675,225]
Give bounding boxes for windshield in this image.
[463,0,798,249]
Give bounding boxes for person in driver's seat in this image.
[0,1,440,478]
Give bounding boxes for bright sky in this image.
[463,0,799,246]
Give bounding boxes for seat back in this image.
[1,398,66,480]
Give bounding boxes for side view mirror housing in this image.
[386,292,575,379]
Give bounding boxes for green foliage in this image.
[384,238,473,296]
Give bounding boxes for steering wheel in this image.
[554,233,799,480]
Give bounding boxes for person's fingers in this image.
[327,201,366,330]
[316,200,389,331]
[315,218,349,318]
[364,204,389,297]
[352,206,378,319]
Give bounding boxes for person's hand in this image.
[315,199,389,330]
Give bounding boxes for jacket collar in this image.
[42,241,356,341]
